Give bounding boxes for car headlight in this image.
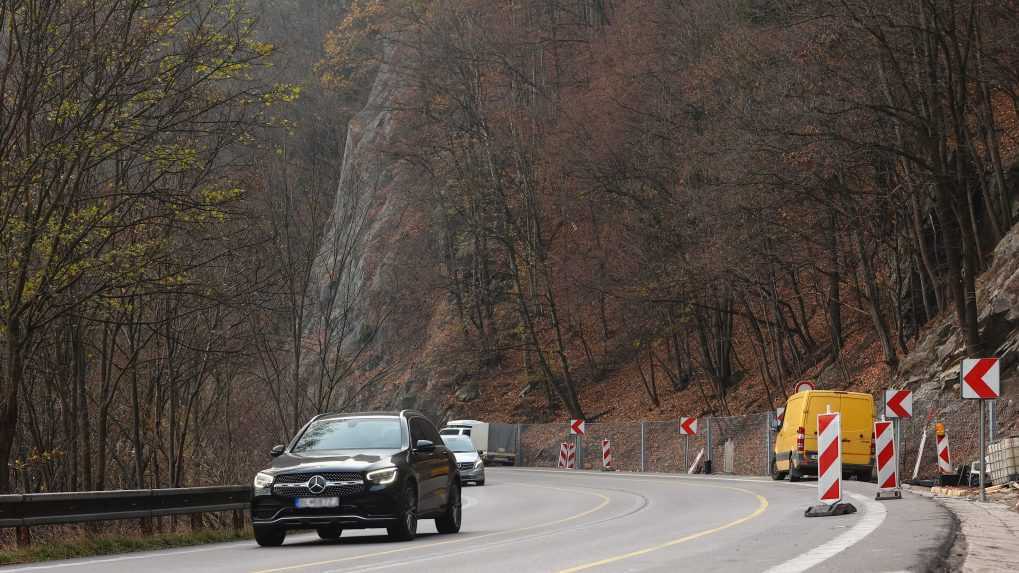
[366,467,398,485]
[473,460,483,469]
[253,472,274,489]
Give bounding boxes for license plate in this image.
[295,497,339,509]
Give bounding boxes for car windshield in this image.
[442,436,475,452]
[291,418,404,452]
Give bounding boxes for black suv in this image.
[250,411,461,546]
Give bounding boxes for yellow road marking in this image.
[557,484,769,573]
[249,482,612,573]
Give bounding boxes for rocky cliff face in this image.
[306,48,450,415]
[898,222,1019,396]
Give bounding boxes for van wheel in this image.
[789,467,803,482]
[770,460,787,481]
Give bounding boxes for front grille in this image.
[457,462,475,471]
[272,471,365,498]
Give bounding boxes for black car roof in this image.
[311,410,423,422]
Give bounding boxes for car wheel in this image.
[317,526,342,540]
[476,479,485,486]
[435,483,462,534]
[254,526,286,547]
[387,482,418,541]
[789,466,803,482]
[770,460,787,481]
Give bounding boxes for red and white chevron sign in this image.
[557,442,576,469]
[601,439,613,470]
[884,389,912,418]
[679,416,698,435]
[936,427,952,475]
[775,407,785,425]
[874,421,898,490]
[570,419,586,435]
[961,358,1000,399]
[817,412,842,503]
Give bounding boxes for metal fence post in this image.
[705,418,713,474]
[515,423,523,466]
[765,411,773,476]
[988,401,996,444]
[15,526,31,547]
[640,421,646,472]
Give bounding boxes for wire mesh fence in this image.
[512,398,1016,481]
[517,413,772,476]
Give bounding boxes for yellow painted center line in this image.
[556,483,769,573]
[250,482,612,573]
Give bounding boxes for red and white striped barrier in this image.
[601,439,614,470]
[556,442,576,469]
[874,420,899,495]
[817,411,842,504]
[936,425,952,474]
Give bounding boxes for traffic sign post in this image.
[961,358,1000,502]
[794,381,815,394]
[884,389,912,494]
[569,419,585,471]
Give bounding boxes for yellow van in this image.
[772,390,875,482]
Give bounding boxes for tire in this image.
[317,526,342,540]
[254,526,286,547]
[435,483,462,534]
[387,482,418,541]
[857,469,874,482]
[476,479,485,486]
[789,466,803,482]
[770,460,787,481]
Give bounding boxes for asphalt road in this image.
[1,468,954,573]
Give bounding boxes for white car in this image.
[442,435,485,486]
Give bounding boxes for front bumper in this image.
[251,484,403,530]
[458,466,485,481]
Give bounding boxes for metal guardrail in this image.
[0,485,251,529]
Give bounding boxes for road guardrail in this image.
[0,485,251,546]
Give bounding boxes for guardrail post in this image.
[765,411,773,476]
[16,525,31,547]
[232,509,244,533]
[190,513,203,531]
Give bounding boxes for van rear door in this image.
[804,393,841,452]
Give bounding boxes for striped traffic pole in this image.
[601,439,614,471]
[805,407,857,517]
[935,423,952,476]
[557,442,568,468]
[817,410,842,504]
[874,420,901,499]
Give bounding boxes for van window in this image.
[439,429,459,436]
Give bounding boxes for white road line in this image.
[511,468,891,573]
[761,492,887,573]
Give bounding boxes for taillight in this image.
[796,426,805,453]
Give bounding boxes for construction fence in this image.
[517,413,772,476]
[509,400,1017,480]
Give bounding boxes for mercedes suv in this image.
[250,411,462,546]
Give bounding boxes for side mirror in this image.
[270,444,286,457]
[414,439,435,452]
[478,450,484,455]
